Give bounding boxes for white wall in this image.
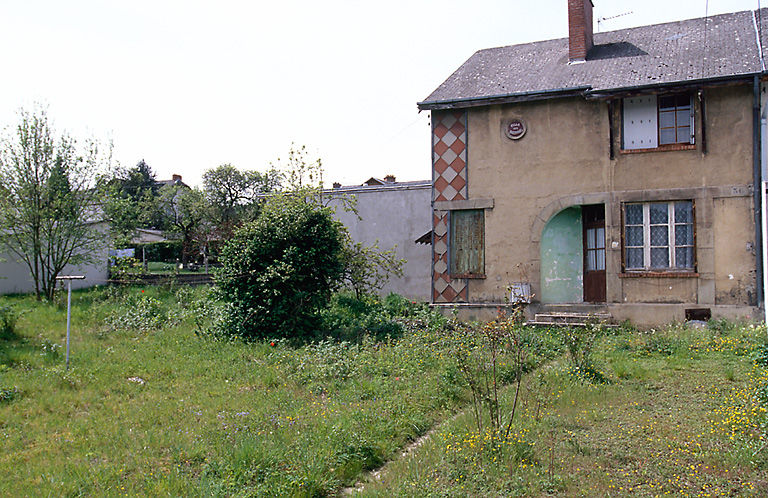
[326,181,432,301]
[0,222,110,295]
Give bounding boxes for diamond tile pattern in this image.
[431,110,468,303]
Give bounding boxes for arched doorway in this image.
[539,204,606,303]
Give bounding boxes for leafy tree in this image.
[122,159,158,201]
[104,159,163,244]
[0,106,110,300]
[215,190,345,340]
[340,239,405,298]
[158,185,209,264]
[203,163,281,228]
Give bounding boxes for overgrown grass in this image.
[360,321,768,497]
[0,286,461,496]
[3,288,768,496]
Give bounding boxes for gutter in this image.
[417,86,591,111]
[585,74,759,99]
[421,74,760,111]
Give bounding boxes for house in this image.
[0,220,110,295]
[326,177,432,300]
[156,174,188,188]
[418,1,768,326]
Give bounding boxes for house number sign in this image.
[505,118,526,140]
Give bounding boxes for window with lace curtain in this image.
[623,201,695,271]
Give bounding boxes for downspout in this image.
[754,75,764,309]
[752,10,766,320]
[763,96,768,325]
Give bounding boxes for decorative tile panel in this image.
[431,110,468,303]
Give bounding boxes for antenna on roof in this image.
[596,11,633,32]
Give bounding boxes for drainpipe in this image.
[754,75,764,310]
[763,178,767,324]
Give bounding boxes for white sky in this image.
[0,0,762,188]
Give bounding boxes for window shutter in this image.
[623,96,658,149]
[450,209,485,276]
[688,95,695,144]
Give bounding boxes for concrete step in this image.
[525,320,619,328]
[526,311,617,328]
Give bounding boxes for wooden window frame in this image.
[621,200,696,273]
[448,208,485,279]
[621,92,695,152]
[658,93,694,146]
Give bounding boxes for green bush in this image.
[215,195,345,340]
[0,305,17,340]
[320,292,404,342]
[0,386,21,403]
[104,291,177,331]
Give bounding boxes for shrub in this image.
[216,194,345,340]
[0,304,17,340]
[754,343,768,368]
[320,292,403,342]
[105,292,176,331]
[0,386,21,403]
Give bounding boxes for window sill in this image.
[620,144,696,154]
[619,271,699,278]
[450,273,486,279]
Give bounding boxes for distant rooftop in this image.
[328,176,430,193]
[157,174,188,188]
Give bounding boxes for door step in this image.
[525,311,617,328]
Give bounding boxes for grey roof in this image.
[419,9,765,109]
[326,179,430,194]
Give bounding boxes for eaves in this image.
[418,73,764,111]
[417,86,591,111]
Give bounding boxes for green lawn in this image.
[360,324,768,497]
[0,287,464,496]
[2,288,768,497]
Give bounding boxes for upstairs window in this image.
[622,93,694,150]
[623,201,695,271]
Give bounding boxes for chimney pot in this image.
[568,0,594,62]
[332,182,341,189]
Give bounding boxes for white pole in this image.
[65,279,72,370]
[762,180,768,326]
[56,275,85,370]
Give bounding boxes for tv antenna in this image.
[597,11,633,32]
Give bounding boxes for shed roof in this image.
[419,9,767,110]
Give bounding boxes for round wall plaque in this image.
[505,119,527,140]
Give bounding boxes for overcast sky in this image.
[0,0,762,188]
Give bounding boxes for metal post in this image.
[56,275,85,370]
[65,279,72,370]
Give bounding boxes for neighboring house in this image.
[0,221,110,295]
[131,228,173,244]
[326,176,432,300]
[418,1,768,326]
[156,174,188,188]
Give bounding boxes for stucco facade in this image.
[440,86,757,325]
[326,181,432,301]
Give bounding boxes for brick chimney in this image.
[332,182,341,189]
[384,174,396,183]
[172,174,182,182]
[568,0,594,63]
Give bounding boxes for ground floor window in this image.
[449,209,485,277]
[623,200,694,270]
